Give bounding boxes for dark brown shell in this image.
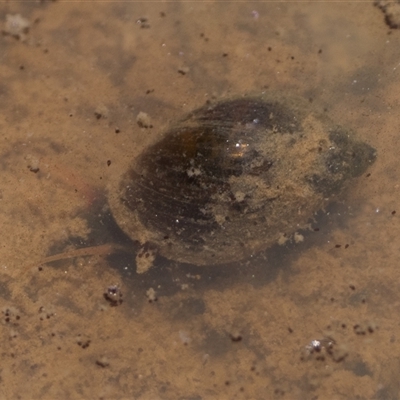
[108,96,376,271]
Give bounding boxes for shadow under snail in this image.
[29,95,377,274]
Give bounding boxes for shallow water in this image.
[0,2,399,399]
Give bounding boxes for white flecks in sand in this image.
[3,14,30,41]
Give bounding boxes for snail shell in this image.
[108,96,376,272]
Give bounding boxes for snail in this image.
[108,95,376,273]
[28,95,377,274]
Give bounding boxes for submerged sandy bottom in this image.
[0,1,399,399]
